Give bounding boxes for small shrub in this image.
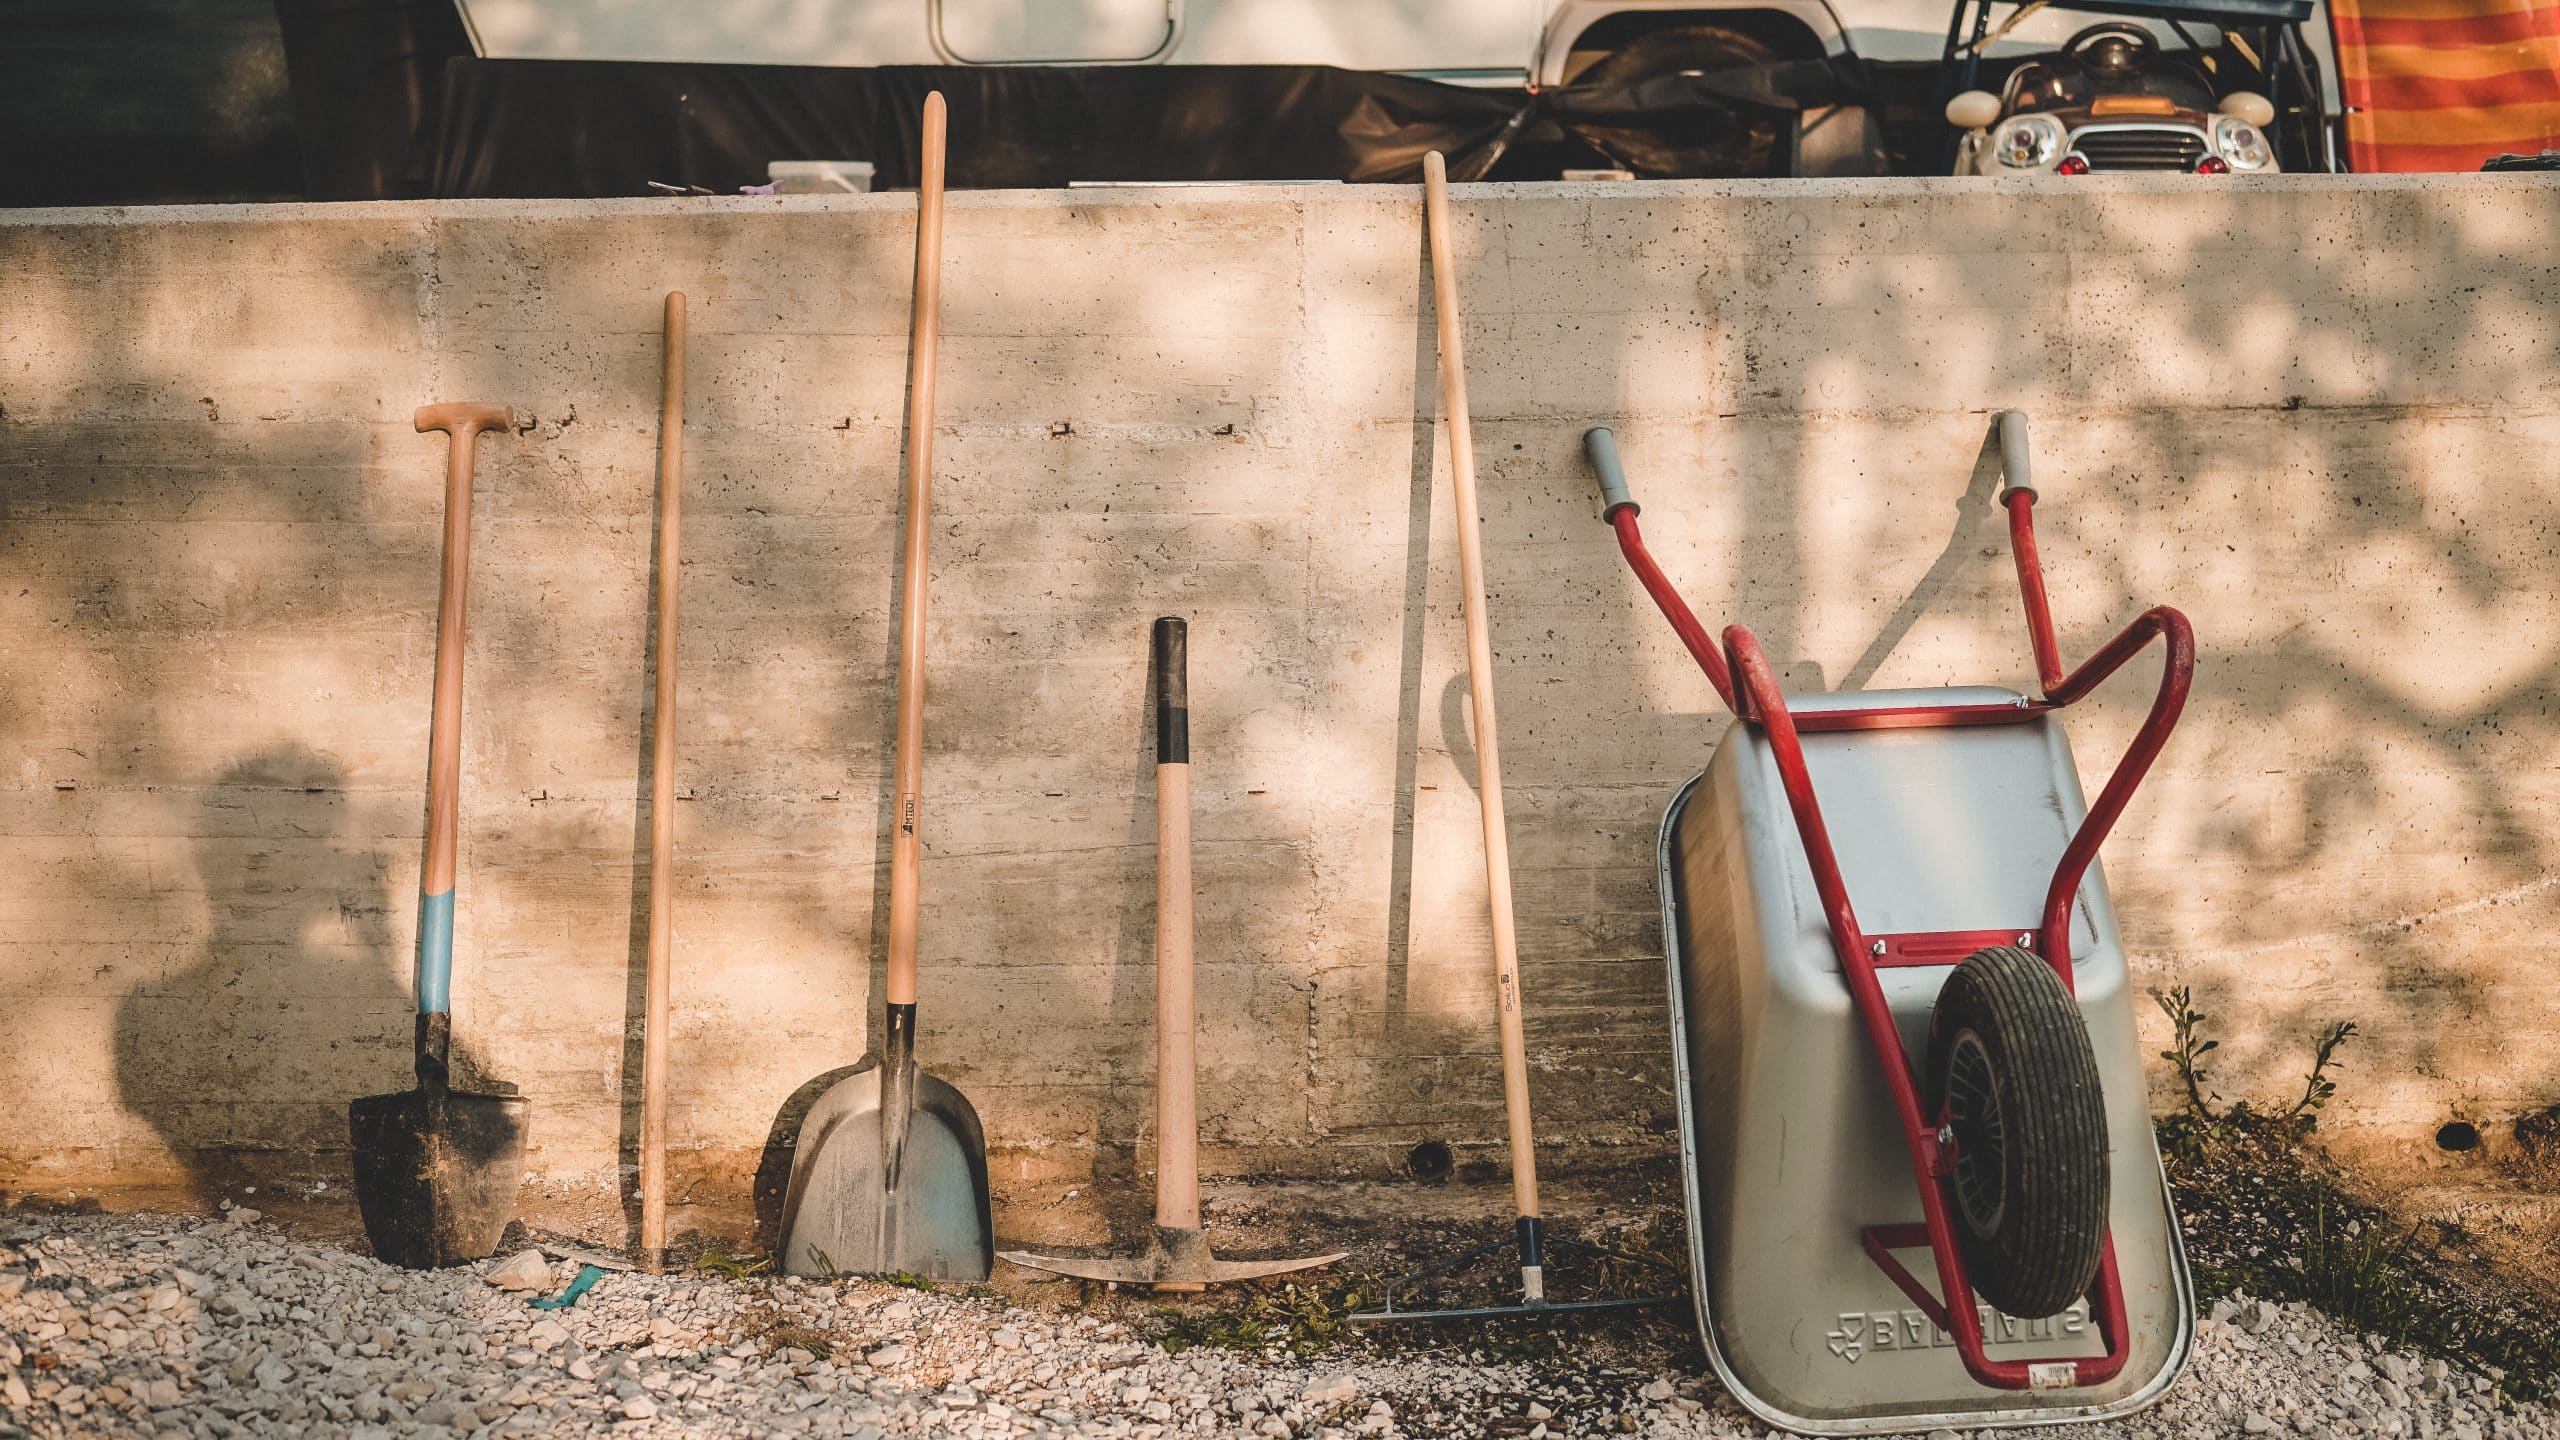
[694,1251,773,1280]
[2153,986,2355,1160]
[1149,1282,1363,1357]
[2153,992,2558,1401]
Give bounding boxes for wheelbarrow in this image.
[1584,415,2197,1434]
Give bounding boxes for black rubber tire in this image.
[1576,23,1782,86]
[1926,946,2110,1319]
[1571,26,1788,178]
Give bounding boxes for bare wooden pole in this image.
[1422,152,1541,1238]
[638,291,685,1272]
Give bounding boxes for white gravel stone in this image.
[3,1218,2555,1440]
[483,1250,553,1292]
[1307,1374,1356,1405]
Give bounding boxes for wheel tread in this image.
[1927,945,2110,1319]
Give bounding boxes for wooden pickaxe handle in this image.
[1151,618,1199,1238]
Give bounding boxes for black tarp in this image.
[0,0,306,206]
[427,58,1875,197]
[273,0,472,199]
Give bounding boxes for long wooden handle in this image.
[1151,618,1199,1233]
[1423,151,1540,1225]
[639,292,685,1272]
[886,92,948,1010]
[410,402,510,1022]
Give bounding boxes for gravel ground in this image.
[3,1210,2553,1440]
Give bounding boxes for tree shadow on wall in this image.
[112,747,486,1218]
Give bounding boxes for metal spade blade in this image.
[348,1020,528,1270]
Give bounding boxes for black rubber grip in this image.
[1153,616,1187,765]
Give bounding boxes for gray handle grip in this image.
[1997,410,2036,499]
[1583,426,1637,520]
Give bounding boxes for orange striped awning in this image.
[2332,0,2560,169]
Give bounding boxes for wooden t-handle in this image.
[415,402,513,438]
[885,92,947,1011]
[411,402,511,904]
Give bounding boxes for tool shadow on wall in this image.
[112,748,449,1205]
[745,614,903,1254]
[1832,423,2012,697]
[1380,243,1440,1112]
[616,439,675,1249]
[1090,637,1170,1247]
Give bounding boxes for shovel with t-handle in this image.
[775,91,994,1283]
[999,618,1345,1290]
[348,402,530,1270]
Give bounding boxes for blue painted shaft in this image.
[416,888,455,1015]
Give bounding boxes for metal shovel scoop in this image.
[775,92,993,1283]
[1001,619,1344,1291]
[349,402,528,1270]
[777,1046,994,1281]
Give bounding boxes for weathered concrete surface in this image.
[3,178,2557,1241]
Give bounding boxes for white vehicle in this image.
[454,0,2223,74]
[449,0,2339,176]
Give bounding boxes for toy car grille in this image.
[2071,126,2209,171]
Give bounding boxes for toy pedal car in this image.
[1937,0,2321,174]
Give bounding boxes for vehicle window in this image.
[2002,55,2219,114]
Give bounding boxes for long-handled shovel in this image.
[1349,154,1675,1324]
[637,293,685,1273]
[776,91,994,1283]
[349,402,530,1270]
[999,618,1345,1291]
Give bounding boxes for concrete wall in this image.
[4,177,2558,1238]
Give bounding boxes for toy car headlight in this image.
[1992,115,2065,169]
[2213,115,2274,170]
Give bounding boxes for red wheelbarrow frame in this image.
[1589,415,2194,1392]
